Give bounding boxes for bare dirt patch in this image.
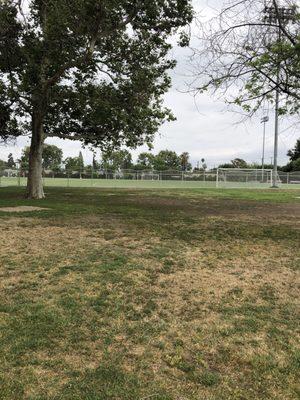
[0,206,49,213]
[128,195,300,221]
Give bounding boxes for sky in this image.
[0,0,298,169]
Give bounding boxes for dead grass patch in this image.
[0,206,49,212]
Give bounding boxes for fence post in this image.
[216,169,219,188]
[270,170,273,187]
[287,172,289,184]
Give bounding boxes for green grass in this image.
[0,187,299,399]
[2,176,300,190]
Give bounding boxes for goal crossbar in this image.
[216,168,278,188]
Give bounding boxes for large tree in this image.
[0,0,193,198]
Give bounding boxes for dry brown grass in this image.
[0,206,49,212]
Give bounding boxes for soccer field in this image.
[0,187,299,399]
[1,176,299,189]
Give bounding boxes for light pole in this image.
[261,115,269,182]
[263,4,296,187]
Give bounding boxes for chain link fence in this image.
[0,168,300,188]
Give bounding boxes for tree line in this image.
[1,147,197,173]
[219,139,300,172]
[2,138,299,173]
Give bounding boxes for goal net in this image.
[217,168,279,188]
[138,172,160,181]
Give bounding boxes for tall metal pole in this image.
[272,69,280,187]
[272,25,281,188]
[261,116,268,182]
[262,121,266,181]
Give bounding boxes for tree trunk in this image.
[26,111,45,199]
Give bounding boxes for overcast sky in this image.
[1,0,298,169]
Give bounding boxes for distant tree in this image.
[85,164,98,174]
[287,139,300,161]
[0,159,6,170]
[201,158,207,171]
[64,156,83,172]
[231,158,248,168]
[135,152,155,170]
[291,158,300,171]
[282,139,300,171]
[101,150,133,171]
[21,145,63,171]
[19,149,30,171]
[78,151,85,172]
[92,154,100,171]
[153,150,181,171]
[180,152,192,171]
[218,162,234,169]
[194,158,206,171]
[6,153,16,168]
[42,145,63,171]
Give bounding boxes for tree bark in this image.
[26,110,45,199]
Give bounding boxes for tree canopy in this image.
[152,150,182,171]
[101,150,133,171]
[135,152,156,170]
[0,0,193,198]
[64,152,85,172]
[191,0,300,116]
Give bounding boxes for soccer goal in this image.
[216,168,279,188]
[138,172,160,181]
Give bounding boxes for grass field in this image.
[0,187,299,399]
[1,176,300,189]
[0,177,217,189]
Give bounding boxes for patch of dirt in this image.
[128,195,300,221]
[152,241,300,335]
[0,206,49,213]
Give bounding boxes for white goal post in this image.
[138,172,160,181]
[216,168,280,188]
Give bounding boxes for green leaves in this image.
[0,0,193,148]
